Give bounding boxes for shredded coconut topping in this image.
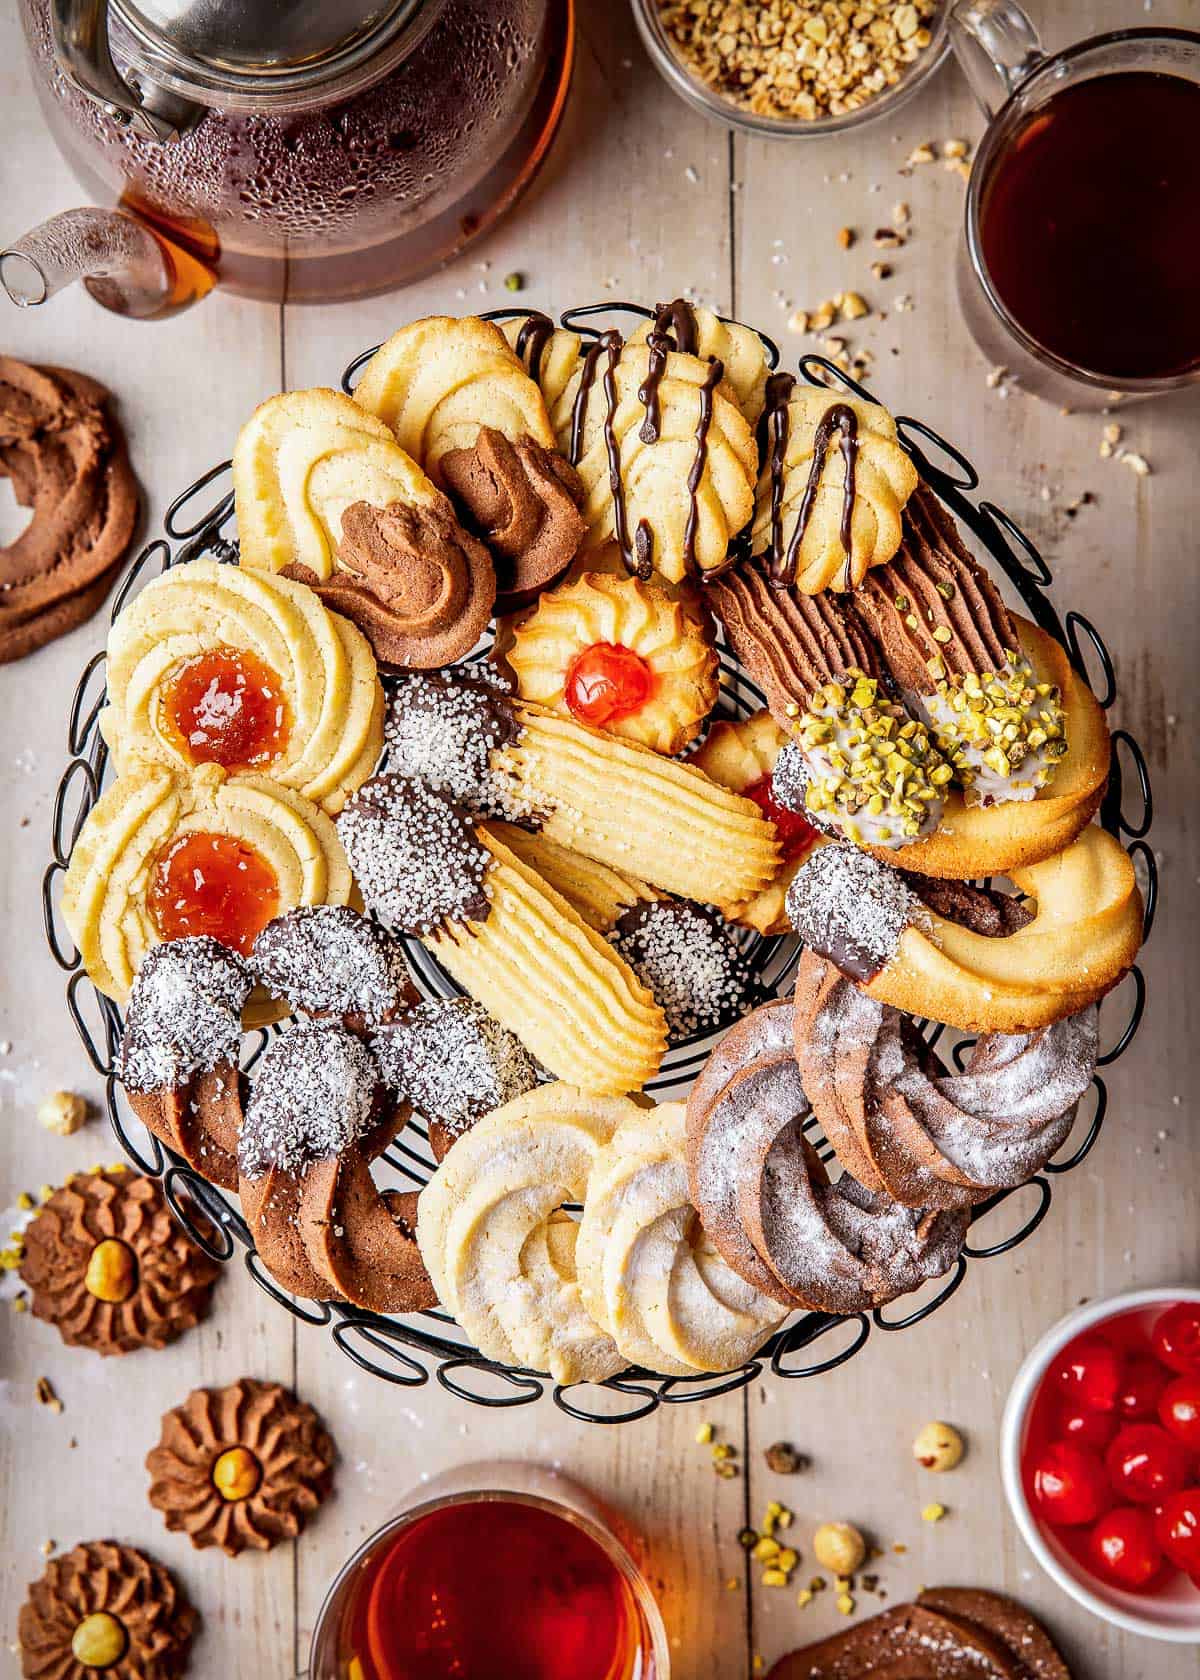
[786,843,916,982]
[120,937,250,1092]
[384,671,520,818]
[251,905,413,1025]
[239,1021,379,1178]
[372,997,539,1133]
[338,773,490,935]
[610,899,755,1039]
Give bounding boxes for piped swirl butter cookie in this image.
[99,557,384,814]
[18,1541,196,1680]
[233,386,495,667]
[786,831,1143,1032]
[629,298,770,427]
[503,315,758,584]
[793,948,1098,1209]
[417,1084,639,1383]
[752,378,918,593]
[575,1101,786,1376]
[338,772,667,1094]
[354,315,585,609]
[0,358,139,663]
[504,569,718,754]
[61,760,355,1015]
[383,671,780,907]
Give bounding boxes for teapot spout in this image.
[1,207,210,320]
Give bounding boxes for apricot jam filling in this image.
[147,831,280,955]
[161,647,290,772]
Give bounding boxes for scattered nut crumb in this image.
[837,226,855,249]
[871,261,893,280]
[893,200,911,226]
[894,293,914,312]
[40,1539,55,1557]
[813,1522,867,1575]
[764,1441,809,1474]
[787,308,810,334]
[35,1377,63,1414]
[906,143,936,165]
[841,291,870,320]
[37,1091,89,1137]
[921,1502,948,1523]
[874,227,905,249]
[1120,452,1151,477]
[837,1592,856,1615]
[942,138,969,159]
[986,365,1008,389]
[695,1421,714,1445]
[503,271,524,293]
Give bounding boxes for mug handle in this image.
[949,0,1045,115]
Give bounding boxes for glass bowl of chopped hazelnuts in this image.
[632,1,950,137]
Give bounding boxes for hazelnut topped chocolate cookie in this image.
[18,1540,196,1680]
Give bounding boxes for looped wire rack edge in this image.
[42,306,1156,1422]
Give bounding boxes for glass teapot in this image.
[4,0,574,316]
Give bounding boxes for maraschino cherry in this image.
[564,643,655,728]
[744,774,818,863]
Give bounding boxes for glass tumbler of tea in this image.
[307,1461,670,1680]
[950,3,1200,405]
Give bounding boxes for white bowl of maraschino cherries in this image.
[1002,1288,1200,1642]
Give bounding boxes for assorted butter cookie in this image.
[691,708,819,933]
[18,1541,196,1680]
[99,557,384,814]
[337,772,668,1095]
[233,386,495,667]
[60,759,354,1014]
[503,569,718,753]
[786,831,1143,1033]
[355,315,585,609]
[146,1378,334,1557]
[19,1167,219,1356]
[629,298,770,427]
[752,378,919,593]
[503,313,758,583]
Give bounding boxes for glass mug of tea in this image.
[307,1462,670,1680]
[950,3,1200,405]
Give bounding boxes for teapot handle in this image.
[51,0,202,141]
[949,0,1045,116]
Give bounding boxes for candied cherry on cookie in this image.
[1153,1303,1200,1375]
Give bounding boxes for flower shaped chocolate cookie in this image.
[18,1168,219,1356]
[18,1540,196,1679]
[147,1378,334,1556]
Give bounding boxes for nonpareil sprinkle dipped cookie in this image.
[381,670,780,909]
[234,386,495,668]
[354,315,586,610]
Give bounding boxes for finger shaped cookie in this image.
[234,386,495,667]
[61,760,354,1017]
[100,558,383,815]
[383,672,781,907]
[752,380,918,593]
[417,1085,639,1383]
[338,774,667,1094]
[691,709,820,933]
[487,822,658,932]
[575,1102,786,1376]
[504,569,718,754]
[629,298,770,426]
[786,830,1143,1032]
[793,949,1097,1208]
[355,315,584,608]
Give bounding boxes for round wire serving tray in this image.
[42,304,1158,1423]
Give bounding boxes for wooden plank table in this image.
[1,4,1197,1675]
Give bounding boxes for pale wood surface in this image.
[1,4,1197,1676]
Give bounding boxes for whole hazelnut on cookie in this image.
[813,1521,866,1576]
[912,1420,965,1472]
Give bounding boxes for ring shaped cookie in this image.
[417,1084,641,1384]
[100,558,384,814]
[862,824,1142,1033]
[866,618,1109,878]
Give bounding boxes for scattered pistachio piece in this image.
[922,1502,948,1523]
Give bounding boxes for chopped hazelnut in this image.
[37,1091,89,1137]
[912,1420,965,1472]
[813,1521,867,1575]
